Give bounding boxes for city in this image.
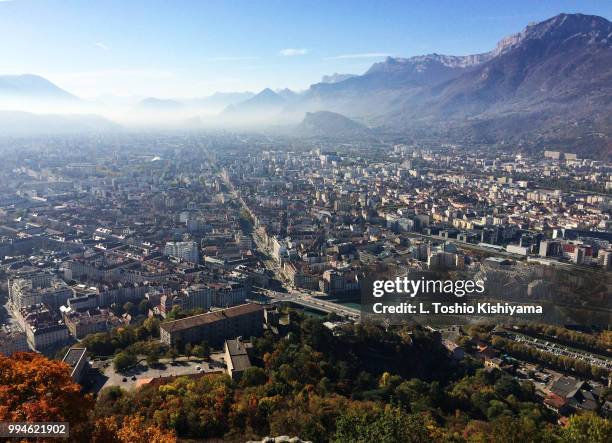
[0,2,611,442]
[0,132,610,441]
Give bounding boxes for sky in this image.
[1,0,611,99]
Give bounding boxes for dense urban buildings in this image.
[0,3,611,442]
[0,98,609,443]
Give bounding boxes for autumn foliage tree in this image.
[92,415,176,443]
[0,352,93,424]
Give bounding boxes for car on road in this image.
[131,376,136,381]
[122,377,127,382]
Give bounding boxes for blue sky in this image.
[1,0,611,98]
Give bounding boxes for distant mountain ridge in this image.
[0,110,120,135]
[321,73,357,84]
[297,111,368,137]
[379,13,612,158]
[0,74,76,100]
[138,97,184,110]
[222,88,290,121]
[189,91,255,110]
[286,13,612,158]
[0,13,610,157]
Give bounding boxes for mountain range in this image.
[0,13,610,157]
[296,111,369,138]
[216,13,610,157]
[137,92,256,113]
[0,74,76,101]
[0,110,120,135]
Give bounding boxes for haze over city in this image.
[0,3,611,442]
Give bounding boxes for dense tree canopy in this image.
[89,315,611,442]
[0,352,177,442]
[2,315,609,442]
[0,352,92,424]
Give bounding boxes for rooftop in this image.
[160,303,264,333]
[225,338,253,372]
[62,347,87,368]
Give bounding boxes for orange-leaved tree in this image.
[0,352,93,424]
[92,415,176,443]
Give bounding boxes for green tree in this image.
[494,377,521,399]
[165,306,182,320]
[113,352,137,372]
[165,348,179,363]
[143,317,160,337]
[333,406,435,443]
[138,299,151,315]
[558,412,612,443]
[82,332,114,356]
[146,353,159,367]
[240,367,268,387]
[192,343,210,359]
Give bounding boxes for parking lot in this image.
[93,352,227,391]
[509,332,612,370]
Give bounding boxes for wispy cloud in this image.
[326,52,392,60]
[95,42,110,51]
[206,56,261,61]
[279,48,310,56]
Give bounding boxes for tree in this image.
[82,332,115,356]
[143,317,161,337]
[192,341,210,359]
[92,414,176,443]
[490,416,543,443]
[240,367,268,387]
[486,400,512,420]
[165,348,179,363]
[146,353,160,367]
[184,343,193,360]
[333,406,436,443]
[95,386,125,417]
[0,352,92,434]
[123,302,137,317]
[135,326,149,341]
[110,302,123,316]
[494,377,521,399]
[139,299,152,315]
[114,352,137,372]
[165,306,183,321]
[558,412,612,443]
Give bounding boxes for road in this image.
[219,168,361,321]
[260,287,361,320]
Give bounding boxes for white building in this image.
[10,278,74,312]
[164,241,200,264]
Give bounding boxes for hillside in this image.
[293,13,612,158]
[297,111,369,138]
